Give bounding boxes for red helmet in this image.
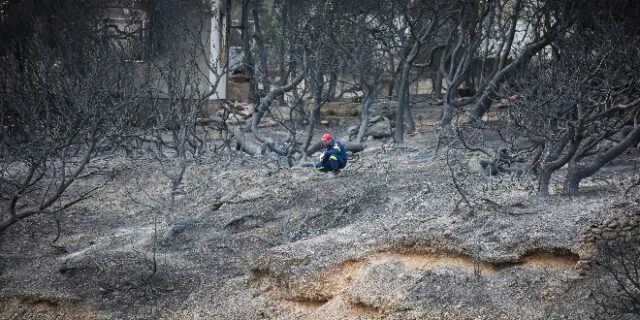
[321,133,333,143]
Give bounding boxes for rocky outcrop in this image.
[578,208,640,273]
[249,229,583,319]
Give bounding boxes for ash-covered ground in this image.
[2,105,639,320]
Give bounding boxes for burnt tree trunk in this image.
[538,167,553,196]
[327,70,338,102]
[302,62,325,159]
[536,128,579,195]
[252,0,270,92]
[387,54,398,96]
[405,83,415,134]
[562,126,640,194]
[276,5,288,105]
[467,34,558,123]
[394,60,411,144]
[240,0,255,96]
[356,84,374,142]
[248,51,307,155]
[433,68,443,99]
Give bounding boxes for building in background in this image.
[102,0,231,113]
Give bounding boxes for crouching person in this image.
[314,133,348,174]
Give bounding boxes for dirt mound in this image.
[0,294,101,320]
[250,233,582,319]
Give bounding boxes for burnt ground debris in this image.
[1,104,640,319]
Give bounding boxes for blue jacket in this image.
[321,139,348,168]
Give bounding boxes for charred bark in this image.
[562,126,640,194]
[252,0,270,92]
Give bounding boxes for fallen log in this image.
[305,141,364,155]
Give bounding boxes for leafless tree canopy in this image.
[500,0,640,195]
[0,0,150,232]
[2,1,640,318]
[1,0,639,227]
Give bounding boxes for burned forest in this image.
[1,0,640,319]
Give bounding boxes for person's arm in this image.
[321,149,333,163]
[320,144,340,163]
